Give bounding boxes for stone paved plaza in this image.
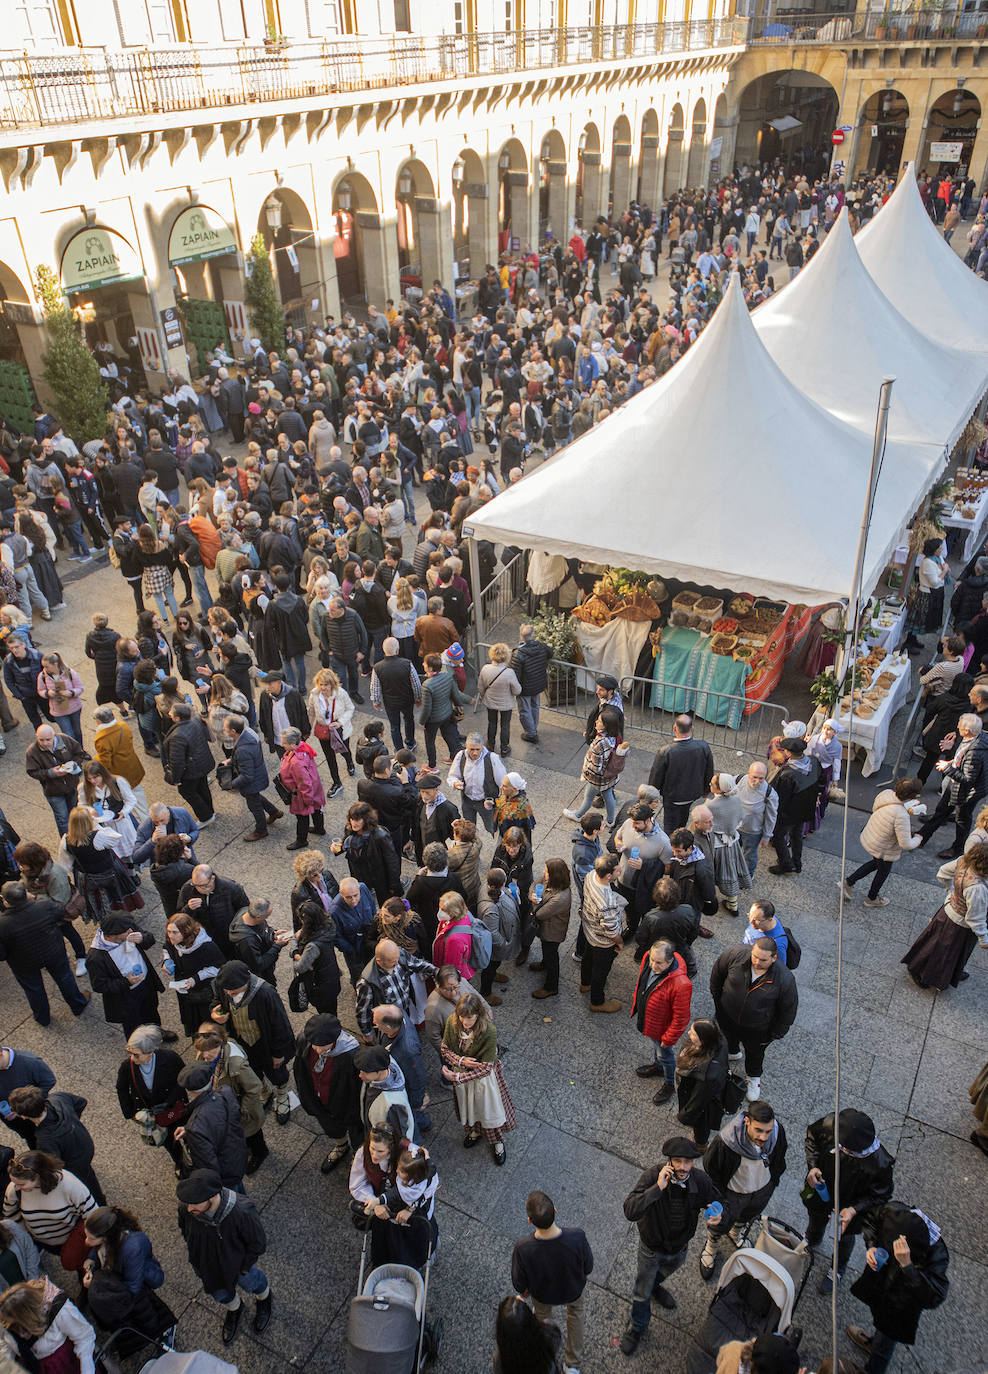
[0,551,985,1374]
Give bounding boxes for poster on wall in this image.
[929,141,963,162]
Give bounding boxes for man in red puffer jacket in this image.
[630,940,692,1106]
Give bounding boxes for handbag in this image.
[154,1100,185,1129]
[64,888,85,919]
[315,697,347,752]
[216,759,236,790]
[273,773,293,805]
[59,1216,90,1271]
[287,971,309,1014]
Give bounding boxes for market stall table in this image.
[573,618,653,692]
[648,626,750,728]
[942,488,988,563]
[831,653,912,777]
[863,602,906,651]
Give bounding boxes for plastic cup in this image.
[705,1202,723,1222]
[131,964,143,977]
[813,1180,830,1202]
[630,845,641,861]
[163,958,175,975]
[873,1248,888,1270]
[534,883,544,900]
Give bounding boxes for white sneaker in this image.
[728,1051,744,1064]
[746,1077,762,1101]
[75,959,87,977]
[562,808,580,822]
[864,895,889,908]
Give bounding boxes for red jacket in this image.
[630,950,692,1046]
[279,742,326,816]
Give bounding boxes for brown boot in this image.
[589,999,622,1013]
[243,831,268,842]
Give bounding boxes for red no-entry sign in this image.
[831,129,845,145]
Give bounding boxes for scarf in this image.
[836,1137,881,1159]
[722,1110,778,1162]
[92,929,146,986]
[911,1208,942,1246]
[425,790,450,819]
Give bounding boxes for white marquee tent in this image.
[855,161,988,355]
[465,275,943,605]
[752,208,986,451]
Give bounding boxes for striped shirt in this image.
[2,1171,96,1246]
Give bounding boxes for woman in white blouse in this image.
[905,536,948,652]
[76,761,139,859]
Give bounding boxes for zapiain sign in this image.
[61,227,144,294]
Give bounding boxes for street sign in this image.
[831,129,845,145]
[160,306,183,350]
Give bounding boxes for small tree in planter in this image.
[244,232,284,354]
[531,605,582,706]
[34,264,110,446]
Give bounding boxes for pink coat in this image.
[279,742,326,815]
[37,668,84,719]
[433,916,474,980]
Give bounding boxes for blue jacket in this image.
[742,918,789,966]
[132,806,199,867]
[0,1048,56,1107]
[230,727,270,794]
[371,1019,427,1112]
[88,1228,163,1296]
[328,884,376,959]
[2,646,44,702]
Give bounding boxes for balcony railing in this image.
[0,20,748,131]
[748,7,988,43]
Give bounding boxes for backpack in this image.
[448,917,492,972]
[601,741,630,785]
[107,539,121,569]
[486,895,518,962]
[782,925,801,969]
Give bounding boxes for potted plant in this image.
[874,5,890,39]
[530,605,582,707]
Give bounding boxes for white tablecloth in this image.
[574,619,652,692]
[834,655,913,777]
[863,603,906,651]
[942,491,988,563]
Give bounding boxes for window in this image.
[394,0,411,28]
[505,0,513,32]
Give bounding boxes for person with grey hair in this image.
[447,732,506,834]
[369,636,421,751]
[611,783,662,838]
[321,596,367,702]
[114,1024,186,1168]
[228,898,290,987]
[307,573,342,652]
[221,714,283,842]
[278,726,325,851]
[918,711,988,858]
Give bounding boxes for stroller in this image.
[685,1216,812,1374]
[345,1216,444,1374]
[96,1328,238,1374]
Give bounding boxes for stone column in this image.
[581,151,604,225]
[414,198,444,289]
[638,133,660,207]
[356,212,389,307]
[546,161,568,242]
[465,184,493,274]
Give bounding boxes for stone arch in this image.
[919,87,982,179]
[576,122,603,228]
[496,138,530,248]
[395,159,440,296]
[734,69,840,180]
[332,171,382,309]
[0,257,41,422]
[539,130,567,246]
[610,113,633,217]
[452,147,490,276]
[853,88,909,180]
[638,108,661,206]
[686,97,708,189]
[257,187,319,328]
[662,102,686,198]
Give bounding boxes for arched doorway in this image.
[452,148,489,278]
[609,114,633,218]
[496,139,529,252]
[663,104,685,197]
[538,130,567,246]
[258,189,319,329]
[575,123,602,229]
[396,159,439,297]
[637,109,660,207]
[168,205,239,371]
[0,260,39,434]
[855,89,909,179]
[333,172,380,308]
[59,224,153,388]
[686,98,708,188]
[735,70,840,180]
[919,88,982,181]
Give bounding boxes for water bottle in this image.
[813,1179,830,1202]
[630,845,641,861]
[534,883,544,900]
[163,958,175,976]
[509,880,519,900]
[704,1201,723,1222]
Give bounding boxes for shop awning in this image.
[168,206,238,266]
[465,276,943,606]
[60,226,144,294]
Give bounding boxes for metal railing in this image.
[478,549,528,641]
[0,20,748,131]
[748,7,988,43]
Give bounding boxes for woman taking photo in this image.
[279,727,326,851]
[115,1026,185,1171]
[441,992,515,1166]
[1,1151,97,1265]
[292,900,341,1015]
[675,1018,731,1147]
[136,524,179,623]
[148,833,195,920]
[308,667,356,797]
[0,1276,96,1374]
[162,912,223,1036]
[37,653,84,745]
[77,761,141,861]
[193,1024,268,1173]
[529,859,571,1000]
[331,802,402,905]
[58,805,144,924]
[82,1204,175,1351]
[903,845,988,989]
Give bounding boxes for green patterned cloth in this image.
[649,626,749,728]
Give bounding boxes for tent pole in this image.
[831,376,894,1374]
[466,532,486,661]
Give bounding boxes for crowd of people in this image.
[0,153,983,1374]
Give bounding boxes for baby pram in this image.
[95,1327,238,1374]
[345,1216,444,1374]
[685,1216,812,1374]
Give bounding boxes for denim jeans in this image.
[329,654,361,699]
[282,653,307,694]
[401,479,416,521]
[13,564,48,617]
[65,520,90,557]
[466,385,482,427]
[13,951,89,1024]
[423,717,462,768]
[651,1040,677,1085]
[630,1240,687,1331]
[573,781,616,824]
[740,831,762,878]
[364,628,387,672]
[517,693,541,737]
[208,1264,269,1307]
[864,1329,898,1374]
[46,793,71,836]
[57,711,84,745]
[245,791,281,833]
[385,704,416,751]
[153,585,179,621]
[191,563,213,612]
